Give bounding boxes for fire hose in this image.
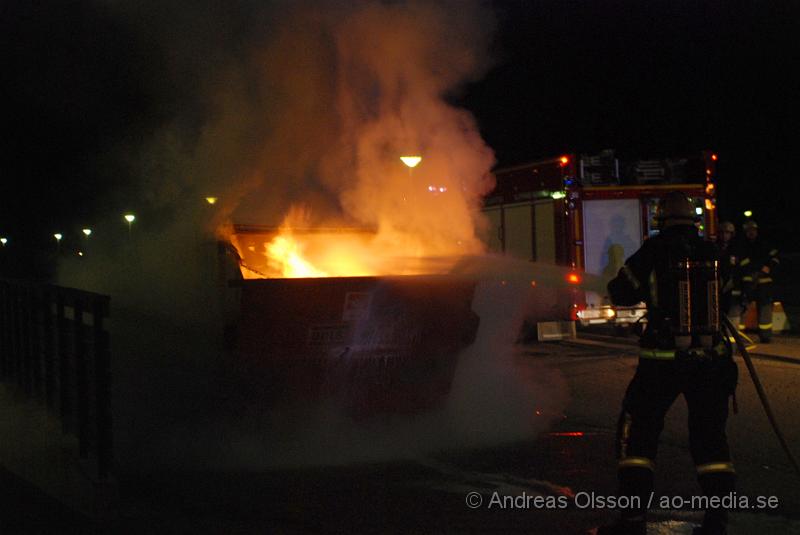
[721,315,800,478]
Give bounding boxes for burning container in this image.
[220,230,479,416]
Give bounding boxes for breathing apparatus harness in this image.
[640,250,724,356]
[638,258,800,478]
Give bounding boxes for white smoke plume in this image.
[56,1,570,472]
[95,0,496,253]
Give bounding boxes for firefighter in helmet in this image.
[730,220,779,343]
[716,221,739,325]
[599,192,737,535]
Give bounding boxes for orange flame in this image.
[232,204,475,279]
[266,235,329,278]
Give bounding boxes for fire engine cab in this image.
[483,149,718,328]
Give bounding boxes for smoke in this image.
[56,1,563,472]
[62,0,500,300]
[321,1,497,255]
[95,0,496,252]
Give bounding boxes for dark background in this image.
[2,0,799,278]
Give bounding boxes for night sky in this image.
[2,1,799,278]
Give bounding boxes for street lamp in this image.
[0,237,7,246]
[80,228,92,256]
[54,233,62,253]
[124,214,135,240]
[744,210,753,218]
[400,156,422,202]
[205,196,218,205]
[400,156,422,168]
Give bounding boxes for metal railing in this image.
[0,279,112,479]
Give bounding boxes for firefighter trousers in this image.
[732,276,774,342]
[754,281,774,342]
[614,355,737,525]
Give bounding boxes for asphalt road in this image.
[4,339,800,534]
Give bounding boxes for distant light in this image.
[695,207,703,215]
[400,156,422,168]
[438,186,447,193]
[559,155,569,166]
[530,280,536,287]
[711,153,718,161]
[567,273,581,284]
[705,183,715,194]
[124,214,136,223]
[82,228,92,237]
[549,432,585,437]
[744,210,753,218]
[705,199,715,210]
[78,251,84,257]
[54,233,63,241]
[551,191,566,200]
[205,196,218,205]
[428,185,436,192]
[706,168,712,175]
[0,238,7,246]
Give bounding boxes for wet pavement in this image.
[4,338,800,534]
[578,329,800,364]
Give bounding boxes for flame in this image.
[266,235,329,278]
[233,205,474,279]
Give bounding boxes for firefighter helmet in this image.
[743,220,758,230]
[657,191,698,222]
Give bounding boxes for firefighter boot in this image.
[693,471,735,535]
[597,466,652,535]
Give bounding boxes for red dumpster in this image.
[231,275,479,416]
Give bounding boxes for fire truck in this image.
[482,149,718,329]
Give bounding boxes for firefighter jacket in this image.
[608,224,720,353]
[716,240,738,310]
[735,237,779,292]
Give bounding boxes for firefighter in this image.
[715,221,740,328]
[734,220,779,343]
[599,192,737,535]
